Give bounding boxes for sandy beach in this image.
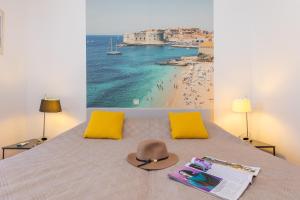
[167,62,214,109]
[140,60,214,109]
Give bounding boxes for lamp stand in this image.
[41,112,48,141]
[243,112,249,141]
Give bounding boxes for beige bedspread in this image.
[1,119,300,200]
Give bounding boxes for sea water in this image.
[86,35,198,108]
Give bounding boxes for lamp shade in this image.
[232,98,252,113]
[39,98,62,113]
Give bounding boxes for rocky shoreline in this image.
[157,55,214,67]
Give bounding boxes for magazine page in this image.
[201,156,260,177]
[169,166,244,200]
[187,158,252,184]
[186,162,250,200]
[169,157,260,200]
[168,166,222,193]
[187,161,253,184]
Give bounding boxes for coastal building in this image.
[123,29,165,45]
[164,28,180,41]
[124,28,213,46]
[199,41,214,57]
[145,29,165,43]
[164,28,213,44]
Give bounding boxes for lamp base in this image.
[41,137,47,141]
[243,137,249,141]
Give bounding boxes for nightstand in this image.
[250,140,276,156]
[2,139,42,159]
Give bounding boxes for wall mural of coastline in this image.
[86,0,214,109]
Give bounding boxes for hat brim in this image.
[127,153,178,170]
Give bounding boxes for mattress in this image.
[1,118,300,200]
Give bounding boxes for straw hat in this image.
[127,139,178,170]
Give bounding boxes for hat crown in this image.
[136,140,169,161]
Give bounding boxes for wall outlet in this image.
[133,98,140,105]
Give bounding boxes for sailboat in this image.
[107,38,122,55]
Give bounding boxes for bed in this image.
[1,108,300,200]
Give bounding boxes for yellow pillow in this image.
[169,112,208,139]
[83,110,125,139]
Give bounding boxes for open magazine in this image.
[168,156,260,200]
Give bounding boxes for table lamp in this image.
[39,98,62,141]
[232,98,252,140]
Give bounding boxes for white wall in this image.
[23,0,86,140]
[251,0,300,163]
[0,0,86,157]
[214,0,300,164]
[0,1,27,152]
[214,0,254,137]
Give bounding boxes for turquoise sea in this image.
[86,35,198,107]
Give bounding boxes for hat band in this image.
[136,156,169,168]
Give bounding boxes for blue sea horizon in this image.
[86,35,198,108]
